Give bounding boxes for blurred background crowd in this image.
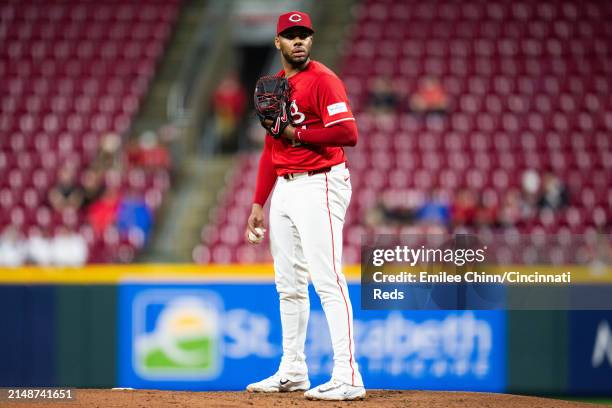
[0,0,610,267]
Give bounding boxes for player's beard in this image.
[282,48,310,69]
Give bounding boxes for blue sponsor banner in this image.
[118,282,506,391]
[569,311,612,394]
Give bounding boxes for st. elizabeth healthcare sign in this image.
[118,282,506,391]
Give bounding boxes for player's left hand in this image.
[261,100,292,139]
[254,76,293,139]
[262,119,296,141]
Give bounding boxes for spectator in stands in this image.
[92,132,122,171]
[26,226,53,266]
[0,226,26,267]
[414,189,451,227]
[117,188,153,247]
[87,171,121,237]
[521,169,541,220]
[365,190,422,227]
[367,76,400,114]
[128,130,171,170]
[80,168,106,209]
[212,72,247,153]
[48,165,84,212]
[498,188,524,227]
[538,172,569,210]
[409,76,449,115]
[452,188,478,227]
[50,226,88,266]
[475,191,499,228]
[366,200,413,227]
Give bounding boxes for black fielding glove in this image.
[254,75,292,139]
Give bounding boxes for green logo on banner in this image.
[133,290,223,380]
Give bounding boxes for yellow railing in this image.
[0,264,610,284]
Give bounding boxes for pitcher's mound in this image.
[4,389,607,407]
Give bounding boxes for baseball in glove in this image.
[254,75,292,139]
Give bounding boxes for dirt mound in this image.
[3,389,606,408]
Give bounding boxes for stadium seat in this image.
[0,0,178,262]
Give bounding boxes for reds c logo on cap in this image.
[277,11,314,35]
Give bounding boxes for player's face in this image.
[275,28,313,66]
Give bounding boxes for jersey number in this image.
[290,101,305,146]
[290,101,306,124]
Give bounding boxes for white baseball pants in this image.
[269,162,363,387]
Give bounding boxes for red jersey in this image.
[267,60,355,175]
[253,60,356,206]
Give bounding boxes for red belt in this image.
[283,167,332,180]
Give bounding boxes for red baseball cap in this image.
[276,11,314,35]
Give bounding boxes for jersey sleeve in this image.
[252,136,277,206]
[316,74,355,127]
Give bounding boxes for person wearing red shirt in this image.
[244,11,365,401]
[409,76,450,115]
[212,73,247,152]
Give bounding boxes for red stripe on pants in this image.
[324,173,355,385]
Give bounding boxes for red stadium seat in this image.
[196,0,611,261]
[0,0,178,263]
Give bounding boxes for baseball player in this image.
[244,11,365,401]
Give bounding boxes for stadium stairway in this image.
[130,0,208,136]
[311,0,358,71]
[138,1,236,262]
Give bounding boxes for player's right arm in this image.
[245,136,276,242]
